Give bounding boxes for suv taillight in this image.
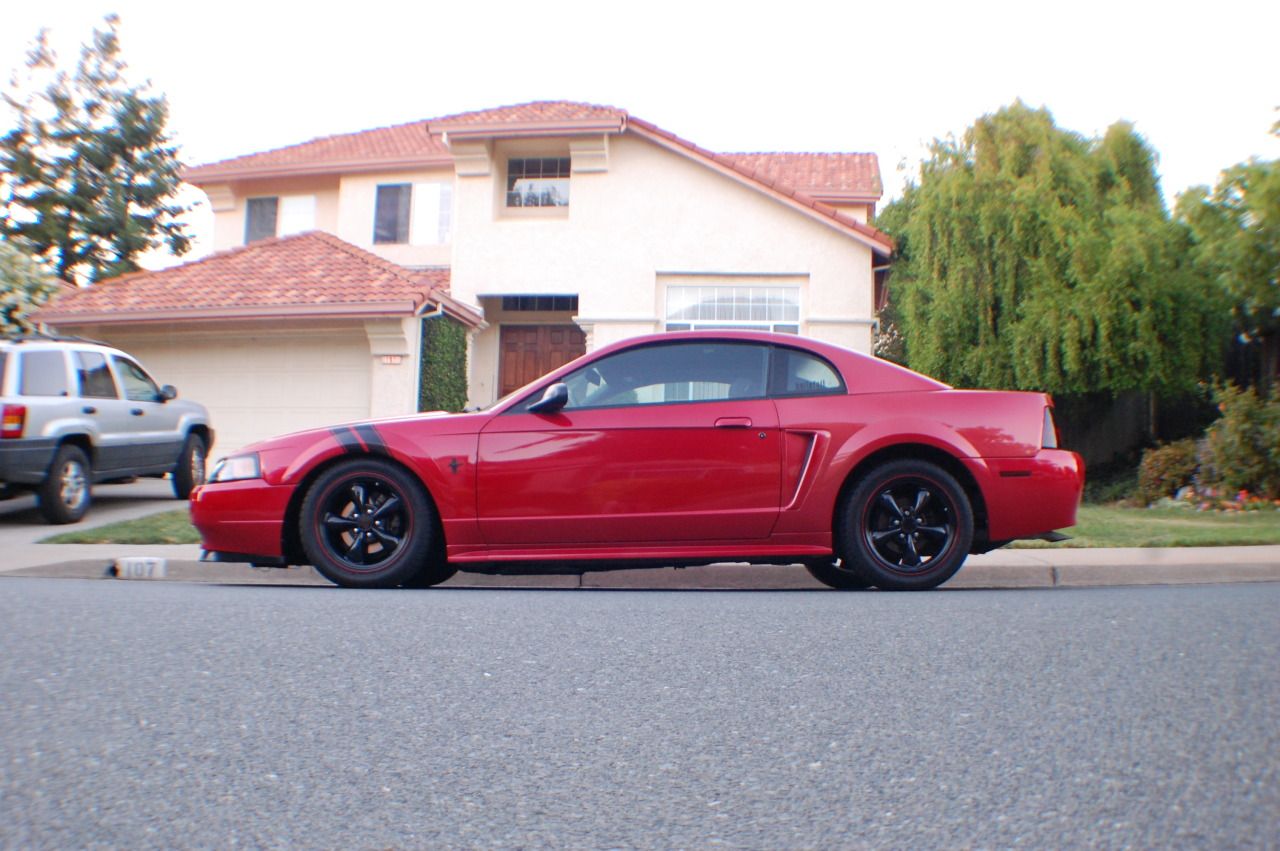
[1,404,25,439]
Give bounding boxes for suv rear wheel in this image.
[38,444,91,524]
[172,433,207,499]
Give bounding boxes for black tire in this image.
[804,558,874,590]
[172,433,207,499]
[837,459,974,591]
[299,459,441,589]
[37,444,92,524]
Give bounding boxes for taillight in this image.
[1042,407,1059,449]
[1,404,25,439]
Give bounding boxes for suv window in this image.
[75,351,119,399]
[112,356,161,402]
[0,351,7,394]
[19,350,69,397]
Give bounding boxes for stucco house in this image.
[39,101,893,454]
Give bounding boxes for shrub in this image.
[1136,439,1200,505]
[418,316,468,413]
[1199,383,1280,499]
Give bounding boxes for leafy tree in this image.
[0,238,61,334]
[880,102,1226,396]
[1176,145,1280,388]
[0,15,190,284]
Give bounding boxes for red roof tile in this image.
[36,231,483,327]
[718,152,882,199]
[183,120,449,182]
[430,101,627,127]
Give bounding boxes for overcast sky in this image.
[3,0,1277,264]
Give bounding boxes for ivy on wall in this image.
[418,316,468,412]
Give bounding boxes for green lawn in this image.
[1011,504,1280,548]
[40,509,201,545]
[38,504,1280,549]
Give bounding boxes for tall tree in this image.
[880,102,1225,396]
[0,15,190,284]
[1176,141,1280,388]
[0,238,61,334]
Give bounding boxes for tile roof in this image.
[183,120,450,182]
[718,152,882,199]
[430,101,627,126]
[36,231,483,327]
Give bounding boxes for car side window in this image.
[75,351,120,399]
[534,342,770,411]
[769,346,845,397]
[18,350,69,397]
[112,356,161,402]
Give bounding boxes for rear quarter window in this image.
[0,351,7,395]
[19,350,70,397]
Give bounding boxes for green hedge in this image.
[418,316,467,413]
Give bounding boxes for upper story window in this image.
[245,197,278,243]
[245,195,315,243]
[374,183,453,245]
[665,285,801,334]
[374,184,411,244]
[506,158,570,208]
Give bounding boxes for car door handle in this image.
[82,406,97,415]
[131,408,144,416]
[714,417,753,428]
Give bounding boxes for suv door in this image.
[70,350,134,476]
[108,354,183,469]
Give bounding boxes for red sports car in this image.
[190,331,1083,590]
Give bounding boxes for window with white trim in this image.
[245,194,315,243]
[374,182,453,245]
[506,158,570,208]
[665,285,800,334]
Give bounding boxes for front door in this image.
[499,325,586,397]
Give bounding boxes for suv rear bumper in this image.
[0,438,57,485]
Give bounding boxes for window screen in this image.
[374,184,411,244]
[245,197,279,243]
[19,351,69,397]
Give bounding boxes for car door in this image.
[477,340,782,546]
[108,354,183,470]
[70,350,135,475]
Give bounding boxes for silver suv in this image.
[0,334,213,524]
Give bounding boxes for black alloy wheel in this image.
[838,459,974,591]
[300,459,441,588]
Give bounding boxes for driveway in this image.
[0,477,197,573]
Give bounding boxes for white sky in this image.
[2,0,1277,266]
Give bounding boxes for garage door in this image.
[102,325,372,457]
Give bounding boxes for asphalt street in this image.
[1,579,1276,849]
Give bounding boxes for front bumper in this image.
[189,478,295,559]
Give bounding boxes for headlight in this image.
[208,453,262,483]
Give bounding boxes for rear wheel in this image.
[38,444,91,524]
[837,459,973,591]
[172,433,207,499]
[300,459,442,589]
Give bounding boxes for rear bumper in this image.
[189,478,295,559]
[973,449,1085,542]
[0,438,57,485]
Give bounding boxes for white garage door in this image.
[102,325,372,457]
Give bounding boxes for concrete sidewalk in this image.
[2,542,1278,590]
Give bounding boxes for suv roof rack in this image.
[1,332,110,347]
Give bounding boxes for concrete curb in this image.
[4,548,1279,590]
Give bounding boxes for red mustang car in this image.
[191,331,1082,591]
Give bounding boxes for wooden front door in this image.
[499,325,587,397]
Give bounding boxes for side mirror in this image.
[159,385,178,402]
[528,382,569,415]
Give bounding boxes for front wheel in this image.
[836,459,974,591]
[299,459,441,588]
[38,444,92,524]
